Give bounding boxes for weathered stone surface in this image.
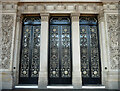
[38,13,49,89]
[2,2,17,13]
[0,0,120,90]
[18,3,102,14]
[0,14,14,69]
[106,14,119,70]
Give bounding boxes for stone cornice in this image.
[103,2,119,13]
[0,0,119,3]
[18,0,120,3]
[101,0,119,3]
[2,2,18,13]
[0,0,20,3]
[18,3,102,14]
[19,0,102,3]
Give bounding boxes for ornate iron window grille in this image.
[19,16,41,84]
[79,16,101,85]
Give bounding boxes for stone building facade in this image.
[0,0,120,90]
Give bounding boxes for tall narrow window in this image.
[80,16,101,85]
[19,16,41,84]
[48,17,72,84]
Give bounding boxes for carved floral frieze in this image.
[2,2,17,12]
[18,3,103,13]
[1,2,119,13]
[0,14,14,69]
[103,2,118,11]
[107,14,119,69]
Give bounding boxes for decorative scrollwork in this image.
[107,14,119,69]
[49,17,71,78]
[80,16,101,78]
[49,26,59,78]
[20,16,41,77]
[20,26,31,77]
[61,26,71,77]
[0,14,14,69]
[80,26,89,78]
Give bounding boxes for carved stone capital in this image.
[98,10,105,23]
[40,13,49,22]
[16,13,22,22]
[71,13,80,22]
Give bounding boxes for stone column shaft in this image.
[71,13,82,89]
[38,13,49,89]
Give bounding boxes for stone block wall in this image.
[0,0,119,90]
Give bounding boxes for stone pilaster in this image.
[98,10,109,89]
[71,13,82,89]
[103,2,119,90]
[0,1,18,89]
[12,13,22,87]
[38,13,49,89]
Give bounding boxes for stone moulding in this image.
[15,0,120,3]
[18,3,103,14]
[103,2,119,13]
[2,2,17,13]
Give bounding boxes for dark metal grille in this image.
[61,26,71,78]
[80,16,101,84]
[19,16,41,84]
[49,17,72,84]
[49,25,59,78]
